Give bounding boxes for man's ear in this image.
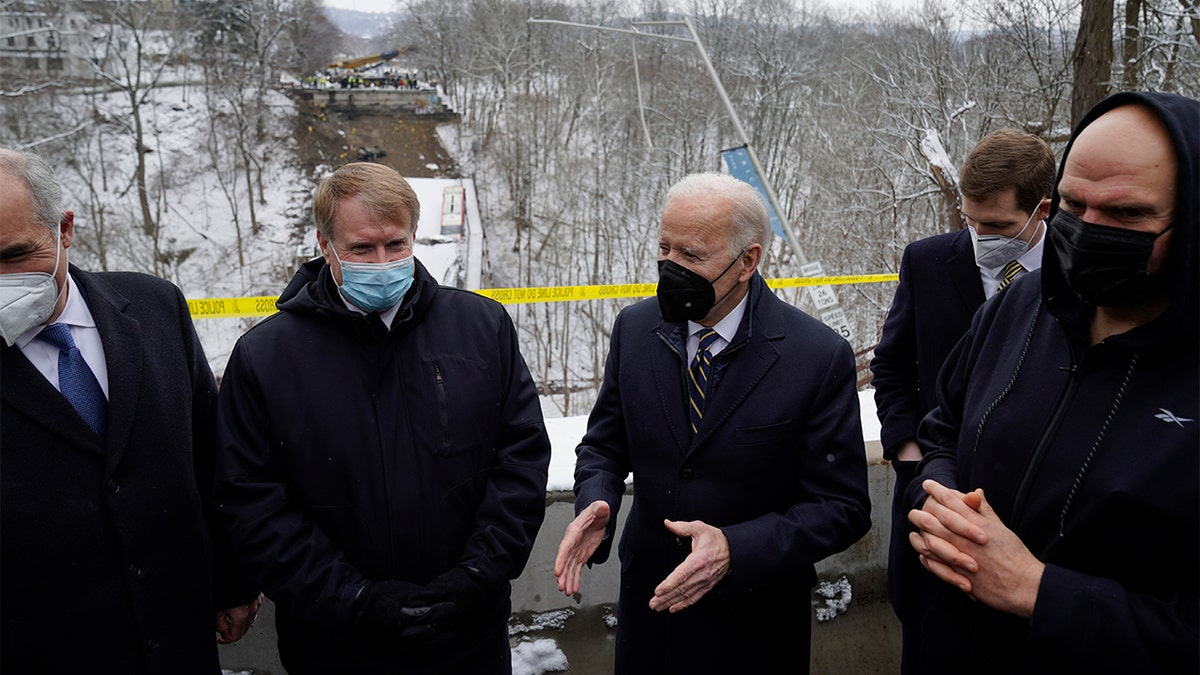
[59,211,75,249]
[1035,198,1052,221]
[739,243,763,282]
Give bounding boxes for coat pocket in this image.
[421,355,498,457]
[734,419,793,446]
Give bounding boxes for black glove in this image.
[352,580,430,637]
[403,565,488,627]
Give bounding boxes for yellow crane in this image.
[325,49,404,72]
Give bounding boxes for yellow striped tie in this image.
[998,260,1023,291]
[688,329,720,435]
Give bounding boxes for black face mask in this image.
[1047,209,1172,307]
[656,253,743,322]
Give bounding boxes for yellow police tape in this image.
[186,274,900,318]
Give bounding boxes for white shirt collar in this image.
[984,222,1046,278]
[336,289,402,329]
[15,272,96,349]
[687,291,749,355]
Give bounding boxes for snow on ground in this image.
[194,174,471,378]
[511,638,570,674]
[541,390,880,491]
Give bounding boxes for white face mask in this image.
[969,208,1041,270]
[0,229,65,347]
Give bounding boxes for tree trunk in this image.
[1072,0,1115,127]
[1181,0,1200,47]
[130,93,157,238]
[1121,0,1142,90]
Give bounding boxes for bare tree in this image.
[83,0,181,251]
[1072,0,1114,126]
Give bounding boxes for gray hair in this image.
[664,172,771,256]
[0,148,64,232]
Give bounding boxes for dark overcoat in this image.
[1,266,253,674]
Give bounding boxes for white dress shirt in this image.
[980,223,1046,299]
[15,272,110,398]
[685,291,749,362]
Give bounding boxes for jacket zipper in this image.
[433,361,450,453]
[1010,351,1080,529]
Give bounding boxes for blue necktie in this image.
[688,329,720,435]
[37,323,107,438]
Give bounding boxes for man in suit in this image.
[554,172,871,674]
[0,148,260,674]
[869,129,1056,672]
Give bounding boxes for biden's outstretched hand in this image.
[649,519,730,613]
[554,500,611,597]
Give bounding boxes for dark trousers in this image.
[278,604,512,675]
[889,459,941,675]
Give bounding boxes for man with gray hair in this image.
[0,148,260,673]
[555,172,871,673]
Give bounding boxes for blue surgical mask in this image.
[331,248,415,312]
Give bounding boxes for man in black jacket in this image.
[870,129,1055,673]
[214,162,551,673]
[907,92,1198,673]
[0,148,260,673]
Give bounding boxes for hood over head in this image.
[1042,91,1199,340]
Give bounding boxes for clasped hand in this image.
[215,593,264,644]
[355,566,487,640]
[907,479,1045,619]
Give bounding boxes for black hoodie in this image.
[1042,91,1199,345]
[908,92,1199,674]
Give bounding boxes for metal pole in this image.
[529,17,807,265]
[674,16,806,265]
[630,40,653,150]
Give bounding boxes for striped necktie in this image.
[36,323,107,438]
[688,329,720,435]
[998,259,1023,291]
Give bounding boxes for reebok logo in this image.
[1154,408,1194,427]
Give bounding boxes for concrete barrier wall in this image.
[291,87,441,110]
[219,440,901,674]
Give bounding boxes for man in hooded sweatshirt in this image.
[870,129,1056,674]
[905,91,1198,674]
[213,162,551,673]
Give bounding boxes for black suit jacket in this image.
[869,229,984,653]
[1,266,254,674]
[871,229,985,458]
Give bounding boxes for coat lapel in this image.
[651,322,692,456]
[690,322,779,452]
[948,230,986,311]
[72,268,143,473]
[1,344,103,453]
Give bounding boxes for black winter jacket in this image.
[907,92,1199,674]
[214,258,550,669]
